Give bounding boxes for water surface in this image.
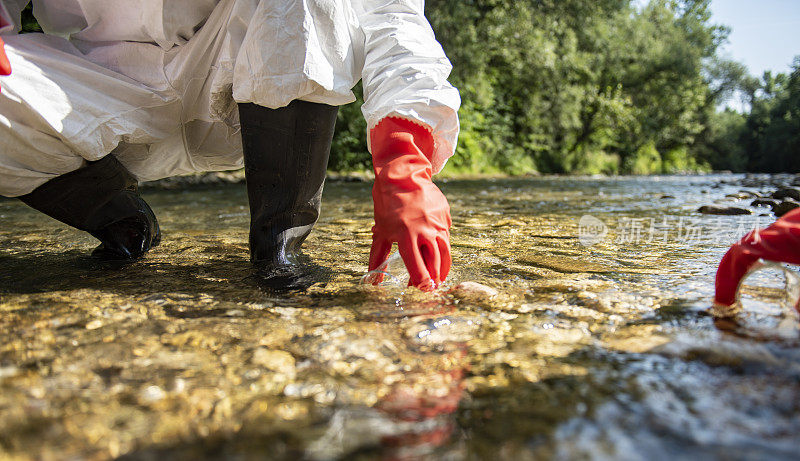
[1,175,799,460]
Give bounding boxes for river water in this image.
[1,175,799,460]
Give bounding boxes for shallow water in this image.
[1,174,799,460]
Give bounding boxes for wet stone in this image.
[697,205,752,215]
[772,187,800,201]
[773,200,800,217]
[140,385,167,403]
[725,192,753,200]
[0,365,20,379]
[450,281,499,301]
[751,198,780,209]
[250,348,296,376]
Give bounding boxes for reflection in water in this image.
[306,291,467,460]
[1,175,800,459]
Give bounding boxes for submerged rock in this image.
[140,385,167,403]
[772,187,800,201]
[251,348,296,375]
[725,192,753,200]
[773,200,800,217]
[450,282,499,301]
[697,205,752,216]
[751,198,780,209]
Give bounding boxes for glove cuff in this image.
[370,117,435,169]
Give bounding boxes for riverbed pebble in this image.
[450,282,499,301]
[251,348,296,375]
[772,187,800,201]
[751,198,779,208]
[725,192,753,199]
[140,385,167,403]
[697,205,752,215]
[773,200,800,217]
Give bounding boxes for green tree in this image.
[742,61,800,173]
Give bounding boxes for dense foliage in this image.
[336,0,799,174]
[19,1,799,174]
[738,63,800,173]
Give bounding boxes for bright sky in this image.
[710,0,800,77]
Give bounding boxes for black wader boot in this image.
[19,155,160,260]
[238,100,338,291]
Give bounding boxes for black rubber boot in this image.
[18,155,161,261]
[238,100,338,291]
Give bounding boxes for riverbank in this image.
[139,169,522,189]
[141,169,800,189]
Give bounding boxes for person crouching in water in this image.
[0,0,459,291]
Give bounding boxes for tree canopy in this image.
[331,0,799,174]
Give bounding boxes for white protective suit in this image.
[0,0,460,197]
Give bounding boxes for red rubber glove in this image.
[1,14,11,90]
[714,208,800,307]
[0,37,10,90]
[369,117,452,291]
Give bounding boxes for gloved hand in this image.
[715,208,800,307]
[369,117,452,291]
[1,14,11,89]
[0,37,10,87]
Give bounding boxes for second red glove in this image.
[0,37,10,75]
[1,13,11,81]
[715,208,800,307]
[0,37,11,94]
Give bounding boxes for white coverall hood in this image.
[0,0,460,197]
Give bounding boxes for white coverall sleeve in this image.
[0,0,27,34]
[354,0,460,173]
